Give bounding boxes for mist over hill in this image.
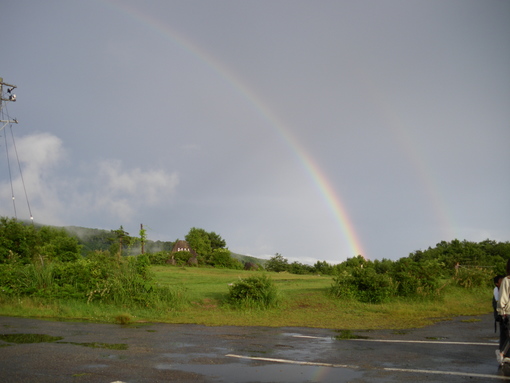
[58,224,265,265]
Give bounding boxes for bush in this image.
[0,218,82,264]
[289,261,314,274]
[330,258,447,304]
[330,267,396,304]
[453,266,493,289]
[391,259,444,298]
[146,251,171,265]
[0,217,38,264]
[207,249,242,269]
[173,251,193,266]
[313,261,334,275]
[329,271,358,300]
[226,275,280,309]
[0,252,185,309]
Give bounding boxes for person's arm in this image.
[499,277,510,315]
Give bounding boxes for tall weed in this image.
[0,252,186,309]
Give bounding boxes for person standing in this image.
[497,261,510,364]
[494,275,504,321]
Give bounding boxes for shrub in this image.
[289,261,314,275]
[207,248,242,269]
[0,217,38,264]
[0,253,186,309]
[391,259,444,298]
[331,267,396,304]
[330,271,358,300]
[226,275,280,309]
[453,266,493,289]
[313,261,334,275]
[173,251,193,266]
[146,251,170,265]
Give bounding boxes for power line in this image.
[1,77,33,222]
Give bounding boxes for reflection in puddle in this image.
[156,362,363,382]
[0,333,63,343]
[61,341,128,350]
[283,333,335,343]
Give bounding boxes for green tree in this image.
[289,261,313,274]
[111,226,132,260]
[0,217,38,263]
[139,224,147,254]
[265,253,288,272]
[373,258,394,274]
[208,248,241,269]
[185,227,212,257]
[313,260,334,275]
[208,231,226,250]
[333,255,369,274]
[37,226,81,262]
[0,218,80,264]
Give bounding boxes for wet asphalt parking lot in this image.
[1,314,509,382]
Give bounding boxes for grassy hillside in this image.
[0,220,501,329]
[0,266,491,329]
[149,267,490,329]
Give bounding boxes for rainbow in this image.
[353,67,455,241]
[100,0,366,259]
[381,103,455,241]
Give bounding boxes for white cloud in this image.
[0,133,66,223]
[15,132,66,171]
[95,159,179,218]
[0,133,179,224]
[2,1,508,262]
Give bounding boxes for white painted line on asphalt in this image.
[225,354,358,369]
[226,354,510,381]
[292,334,495,346]
[383,367,510,380]
[349,338,495,346]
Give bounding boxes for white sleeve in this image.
[498,277,510,315]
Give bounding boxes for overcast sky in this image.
[1,0,508,264]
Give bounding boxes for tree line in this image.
[0,216,508,305]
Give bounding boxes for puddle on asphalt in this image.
[334,330,369,340]
[156,362,363,383]
[0,333,128,349]
[283,331,369,341]
[60,341,128,350]
[0,333,63,343]
[283,333,334,342]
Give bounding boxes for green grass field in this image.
[150,266,491,329]
[0,266,492,329]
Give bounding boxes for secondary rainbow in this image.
[101,0,366,259]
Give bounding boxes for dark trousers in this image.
[501,317,509,354]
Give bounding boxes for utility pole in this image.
[0,77,18,133]
[140,223,146,254]
[1,78,33,223]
